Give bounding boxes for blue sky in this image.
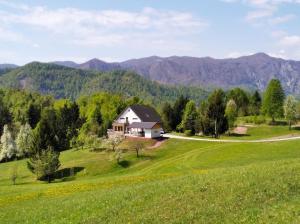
[0,0,299,65]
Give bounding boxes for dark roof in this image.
[130,105,161,122]
[128,122,160,129]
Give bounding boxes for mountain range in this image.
[2,53,300,95]
[49,53,300,95]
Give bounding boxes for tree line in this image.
[161,79,299,137]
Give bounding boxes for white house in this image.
[110,105,162,139]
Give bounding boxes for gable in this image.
[116,107,141,124]
[130,105,161,122]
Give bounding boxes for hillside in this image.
[0,62,208,104]
[54,53,300,94]
[0,136,299,223]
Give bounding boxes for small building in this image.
[110,104,162,139]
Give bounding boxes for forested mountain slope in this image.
[0,62,208,104]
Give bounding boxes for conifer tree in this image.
[262,79,285,122]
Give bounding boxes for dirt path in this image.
[163,134,300,143]
[147,139,167,149]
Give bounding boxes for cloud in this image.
[268,14,296,24]
[279,35,300,46]
[0,4,208,48]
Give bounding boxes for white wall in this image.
[145,128,161,138]
[116,107,141,124]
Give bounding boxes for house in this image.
[110,104,162,139]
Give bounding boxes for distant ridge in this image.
[51,53,300,94]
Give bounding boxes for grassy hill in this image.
[0,63,208,105]
[0,127,299,223]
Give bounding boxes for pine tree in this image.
[172,95,189,130]
[161,102,173,132]
[207,89,228,138]
[27,147,60,183]
[180,101,198,134]
[284,95,297,130]
[16,123,34,158]
[262,79,285,123]
[0,125,16,161]
[249,90,262,115]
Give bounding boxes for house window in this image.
[114,126,118,131]
[120,118,125,120]
[133,118,138,120]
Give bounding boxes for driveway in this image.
[162,134,300,143]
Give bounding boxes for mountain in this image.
[0,64,18,76]
[121,53,300,94]
[0,64,18,69]
[52,58,121,72]
[0,62,208,104]
[79,58,121,72]
[54,53,300,94]
[52,61,79,68]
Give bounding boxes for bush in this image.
[240,116,266,125]
[184,130,193,136]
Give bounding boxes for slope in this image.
[0,138,299,223]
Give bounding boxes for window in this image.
[133,118,138,120]
[120,118,125,120]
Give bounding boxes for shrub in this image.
[184,130,193,136]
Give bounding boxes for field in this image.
[173,124,300,140]
[0,127,300,223]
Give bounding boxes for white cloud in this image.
[0,4,208,47]
[268,14,296,24]
[279,35,300,46]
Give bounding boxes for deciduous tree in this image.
[225,99,238,135]
[0,125,16,161]
[284,95,297,130]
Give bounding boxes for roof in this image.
[116,104,161,122]
[128,122,160,129]
[129,105,161,122]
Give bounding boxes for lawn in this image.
[172,124,300,140]
[0,137,299,223]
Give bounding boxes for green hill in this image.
[0,136,299,223]
[0,63,208,105]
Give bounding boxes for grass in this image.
[0,132,300,223]
[173,124,300,140]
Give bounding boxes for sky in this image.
[0,0,300,65]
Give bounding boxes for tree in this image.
[132,141,145,158]
[34,108,61,152]
[27,147,60,183]
[197,101,213,135]
[26,103,41,129]
[0,98,12,135]
[161,102,173,132]
[180,101,198,134]
[0,125,16,162]
[104,133,123,152]
[172,95,189,130]
[227,88,249,116]
[249,90,262,115]
[284,95,297,130]
[207,89,228,138]
[262,79,285,123]
[225,99,238,135]
[16,123,34,158]
[10,164,18,185]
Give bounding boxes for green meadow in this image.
[0,127,300,223]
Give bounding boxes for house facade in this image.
[110,105,162,139]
